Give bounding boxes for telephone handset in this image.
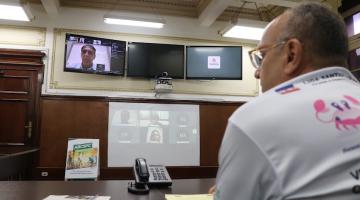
[135,158,150,183]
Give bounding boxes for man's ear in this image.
[283,38,303,75]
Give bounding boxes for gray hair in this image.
[279,3,348,67]
[81,44,96,53]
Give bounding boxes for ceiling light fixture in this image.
[223,26,265,40]
[0,1,33,22]
[104,15,165,29]
[219,19,268,41]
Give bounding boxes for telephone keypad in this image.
[147,165,172,186]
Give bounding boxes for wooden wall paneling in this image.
[37,96,244,180]
[35,166,219,180]
[200,104,242,166]
[100,166,219,180]
[39,98,108,172]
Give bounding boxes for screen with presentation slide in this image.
[186,46,242,80]
[108,102,199,167]
[64,33,126,75]
[345,11,360,37]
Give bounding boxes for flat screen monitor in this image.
[127,42,184,78]
[64,33,126,75]
[186,46,242,80]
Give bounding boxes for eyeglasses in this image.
[248,41,286,69]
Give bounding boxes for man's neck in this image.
[82,63,93,69]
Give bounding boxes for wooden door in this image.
[0,49,44,145]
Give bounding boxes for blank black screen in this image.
[127,42,184,78]
[186,46,242,80]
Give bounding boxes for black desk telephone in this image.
[135,158,150,183]
[128,158,172,194]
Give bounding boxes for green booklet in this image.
[65,138,99,180]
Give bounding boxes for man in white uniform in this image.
[70,44,97,71]
[215,3,360,200]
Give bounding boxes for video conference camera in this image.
[154,72,173,93]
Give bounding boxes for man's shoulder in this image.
[230,91,280,120]
[229,83,322,131]
[67,63,82,69]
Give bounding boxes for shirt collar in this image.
[267,67,358,94]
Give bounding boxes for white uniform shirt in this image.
[215,67,360,200]
[70,63,97,71]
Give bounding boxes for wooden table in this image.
[0,178,215,199]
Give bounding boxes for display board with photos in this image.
[64,33,126,75]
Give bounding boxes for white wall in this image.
[0,4,260,102]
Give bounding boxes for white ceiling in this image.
[26,0,316,27]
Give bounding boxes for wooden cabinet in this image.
[348,48,360,81]
[0,49,45,146]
